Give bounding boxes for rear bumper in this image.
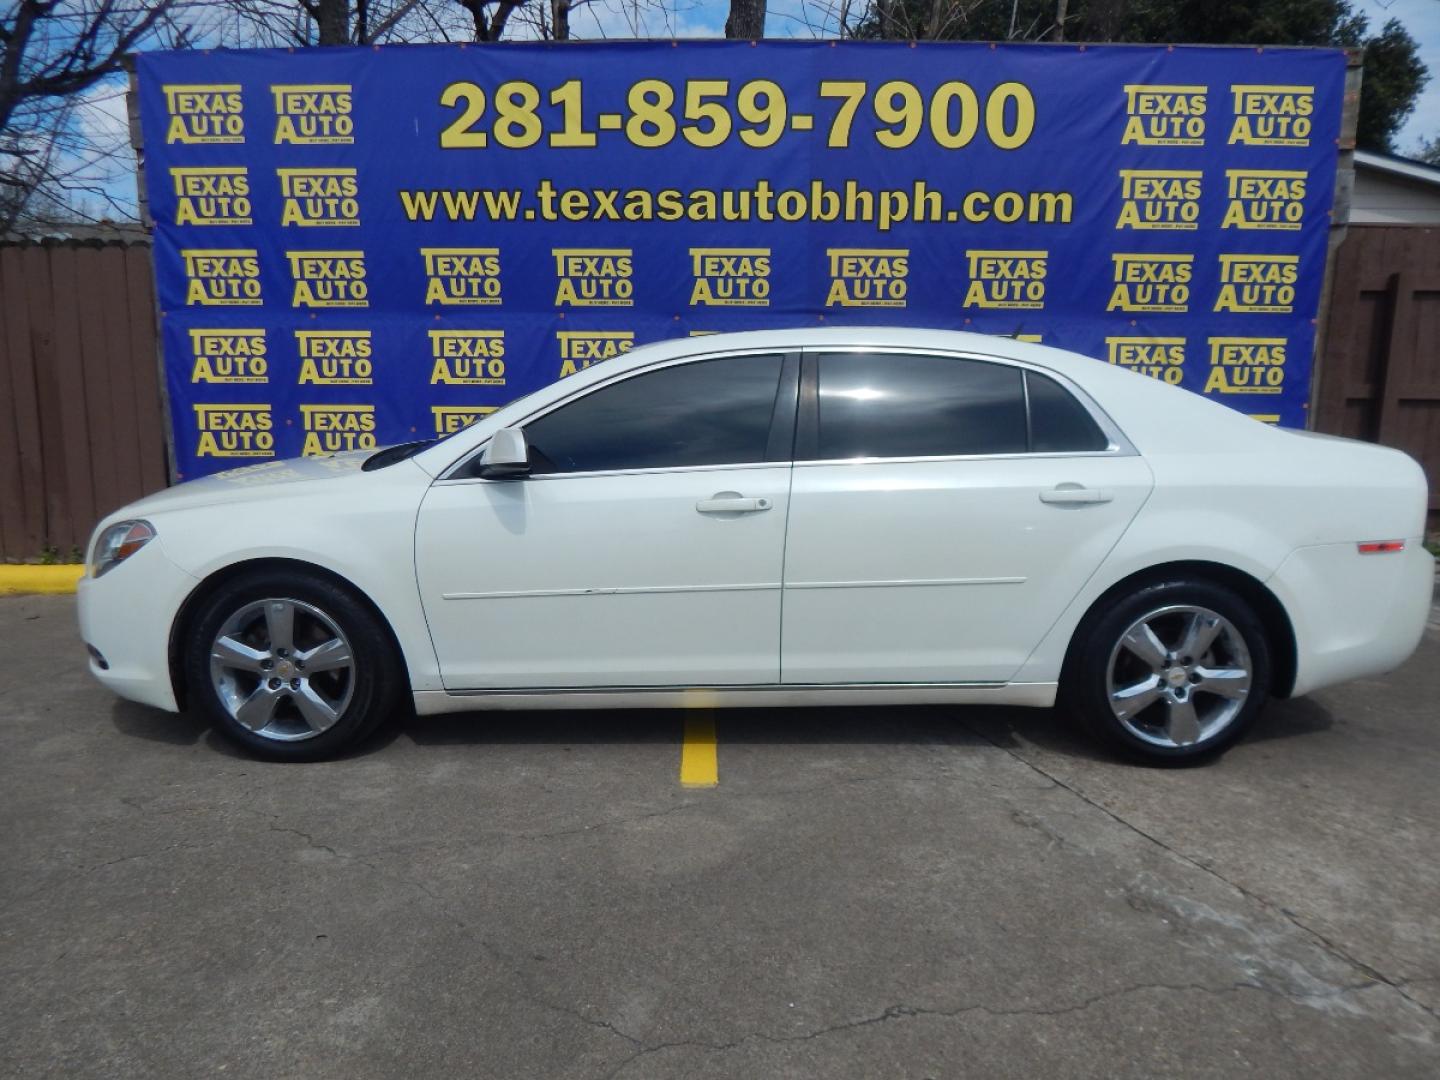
[1269,540,1434,698]
[76,540,197,713]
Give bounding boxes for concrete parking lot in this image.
[2,592,1438,1078]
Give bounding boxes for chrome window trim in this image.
[438,341,1138,482]
[792,448,1128,469]
[1020,363,1035,449]
[436,459,787,486]
[438,449,1124,486]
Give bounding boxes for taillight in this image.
[1357,540,1405,554]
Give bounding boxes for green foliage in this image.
[1118,0,1363,47]
[1416,136,1440,166]
[1355,18,1430,152]
[849,0,1429,152]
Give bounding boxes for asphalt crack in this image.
[953,715,1440,1025]
[596,979,1356,1078]
[513,800,702,842]
[262,819,466,925]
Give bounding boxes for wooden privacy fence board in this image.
[0,248,46,558]
[125,244,169,488]
[0,240,167,562]
[73,245,118,527]
[1315,225,1440,517]
[25,245,80,551]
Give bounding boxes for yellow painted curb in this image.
[0,565,85,595]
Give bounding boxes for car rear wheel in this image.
[1064,579,1272,764]
[184,569,402,761]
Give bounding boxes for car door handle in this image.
[696,495,772,514]
[1039,486,1114,505]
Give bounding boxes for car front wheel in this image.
[184,570,402,761]
[1064,579,1272,764]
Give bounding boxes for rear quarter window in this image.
[1025,371,1111,453]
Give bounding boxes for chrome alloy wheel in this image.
[1105,604,1253,748]
[209,598,355,742]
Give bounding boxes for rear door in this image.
[780,349,1153,685]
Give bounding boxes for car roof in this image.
[585,326,1165,401]
[605,325,1069,371]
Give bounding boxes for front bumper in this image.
[76,539,198,713]
[1270,539,1434,698]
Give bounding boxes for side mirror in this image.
[476,427,529,479]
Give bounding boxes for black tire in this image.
[1061,578,1272,765]
[184,568,404,761]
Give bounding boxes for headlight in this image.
[90,520,156,579]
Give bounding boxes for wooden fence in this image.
[0,240,168,562]
[1313,225,1440,522]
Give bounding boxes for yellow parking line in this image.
[680,713,718,788]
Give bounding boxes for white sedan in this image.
[79,328,1432,764]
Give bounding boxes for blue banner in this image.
[136,41,1345,478]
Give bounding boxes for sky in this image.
[1354,0,1440,151]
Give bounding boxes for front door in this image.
[416,352,797,689]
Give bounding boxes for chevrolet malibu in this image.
[79,328,1432,764]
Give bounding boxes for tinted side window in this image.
[524,355,783,474]
[815,353,1027,459]
[1026,372,1110,452]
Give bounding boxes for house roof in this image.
[1354,150,1440,188]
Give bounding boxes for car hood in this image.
[117,451,376,519]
